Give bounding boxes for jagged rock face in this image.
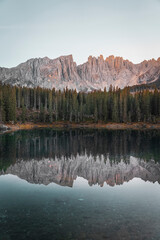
[2,156,160,187]
[0,55,82,90]
[0,55,160,91]
[78,56,160,89]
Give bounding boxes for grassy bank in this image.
[2,121,160,133]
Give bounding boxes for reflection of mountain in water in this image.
[2,156,160,187]
[0,129,160,187]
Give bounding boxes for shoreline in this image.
[1,122,160,134]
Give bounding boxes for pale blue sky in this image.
[0,0,160,67]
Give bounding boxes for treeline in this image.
[0,83,160,123]
[130,85,158,93]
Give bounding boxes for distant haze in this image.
[0,0,160,67]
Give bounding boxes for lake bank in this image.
[1,121,160,134]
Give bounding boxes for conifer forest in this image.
[0,83,160,124]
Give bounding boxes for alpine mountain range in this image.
[0,54,160,91]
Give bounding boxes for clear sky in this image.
[0,0,160,67]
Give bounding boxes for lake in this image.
[0,129,160,240]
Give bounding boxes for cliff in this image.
[0,55,160,91]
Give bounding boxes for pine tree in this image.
[112,94,119,122]
[3,86,17,122]
[21,98,26,123]
[0,84,3,122]
[135,95,141,122]
[33,88,37,110]
[123,93,128,123]
[48,90,53,123]
[40,104,46,122]
[94,102,98,123]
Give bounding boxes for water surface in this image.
[0,129,160,240]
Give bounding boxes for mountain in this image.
[0,55,160,91]
[1,156,160,187]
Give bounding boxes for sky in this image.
[0,0,160,68]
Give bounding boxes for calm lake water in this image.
[0,129,160,240]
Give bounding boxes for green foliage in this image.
[0,84,160,123]
[21,98,26,123]
[2,85,16,122]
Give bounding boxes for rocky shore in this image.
[0,124,10,133]
[0,122,160,134]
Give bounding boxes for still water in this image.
[0,129,160,240]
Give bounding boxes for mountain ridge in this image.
[0,54,160,91]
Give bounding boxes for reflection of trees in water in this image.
[0,129,160,169]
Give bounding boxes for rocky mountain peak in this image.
[0,54,160,91]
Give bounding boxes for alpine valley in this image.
[0,54,160,91]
